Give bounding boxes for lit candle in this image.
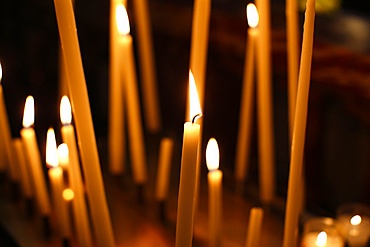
[235,3,259,183]
[108,0,126,175]
[206,138,222,247]
[46,128,71,240]
[245,207,264,247]
[301,218,344,247]
[116,4,148,185]
[20,96,51,217]
[0,63,18,179]
[132,0,161,133]
[254,0,276,204]
[155,137,174,202]
[13,138,33,199]
[283,0,316,245]
[175,71,202,247]
[60,97,92,247]
[53,0,115,244]
[337,214,370,247]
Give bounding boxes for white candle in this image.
[155,137,174,201]
[235,3,259,183]
[245,207,264,247]
[20,96,51,217]
[132,0,161,133]
[116,4,148,185]
[175,72,202,247]
[206,138,222,247]
[13,138,33,199]
[53,0,115,245]
[282,0,316,246]
[46,128,71,239]
[60,96,92,247]
[108,0,126,175]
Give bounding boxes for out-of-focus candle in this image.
[108,0,125,175]
[282,0,316,246]
[176,71,202,247]
[133,0,161,133]
[20,96,51,217]
[13,138,33,199]
[245,207,264,247]
[116,4,147,185]
[301,218,344,247]
[46,128,71,240]
[206,138,222,247]
[60,96,92,247]
[155,137,174,201]
[235,3,259,183]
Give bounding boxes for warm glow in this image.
[22,96,35,128]
[46,128,59,168]
[116,4,130,35]
[315,231,327,247]
[246,3,259,28]
[351,215,362,226]
[188,71,202,122]
[0,62,2,82]
[63,188,75,201]
[206,138,219,171]
[57,143,70,166]
[60,95,72,125]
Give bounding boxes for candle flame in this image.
[60,95,72,125]
[0,62,2,82]
[63,188,75,201]
[116,4,130,35]
[351,215,362,226]
[188,71,202,122]
[315,231,327,247]
[22,96,35,128]
[206,138,219,171]
[246,3,259,28]
[57,143,70,165]
[46,128,59,168]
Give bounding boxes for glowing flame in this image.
[206,138,220,171]
[188,71,202,122]
[351,215,362,226]
[116,4,130,35]
[315,231,327,247]
[0,62,2,82]
[60,96,72,125]
[46,128,59,168]
[63,188,75,201]
[246,3,259,28]
[22,96,35,128]
[57,143,70,167]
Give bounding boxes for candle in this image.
[301,218,344,247]
[13,138,33,199]
[245,207,264,247]
[108,0,126,175]
[0,63,17,178]
[175,71,202,247]
[254,0,276,205]
[235,3,259,183]
[60,96,92,247]
[20,96,51,217]
[46,128,71,240]
[116,4,148,185]
[206,138,222,247]
[282,0,316,246]
[132,0,161,133]
[53,0,115,245]
[155,137,174,201]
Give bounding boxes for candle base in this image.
[25,197,34,218]
[42,216,51,238]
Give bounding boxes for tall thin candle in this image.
[282,0,316,246]
[53,0,115,245]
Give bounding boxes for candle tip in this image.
[246,3,259,28]
[60,96,72,125]
[189,71,202,121]
[22,96,35,128]
[46,128,59,168]
[116,4,130,35]
[206,138,220,171]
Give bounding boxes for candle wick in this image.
[192,113,203,124]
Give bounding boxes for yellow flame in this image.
[246,3,259,28]
[0,62,2,82]
[188,71,202,122]
[22,96,34,128]
[63,188,75,201]
[57,143,70,166]
[60,96,72,125]
[206,138,220,171]
[351,215,362,226]
[315,231,327,247]
[116,4,130,35]
[46,128,59,168]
